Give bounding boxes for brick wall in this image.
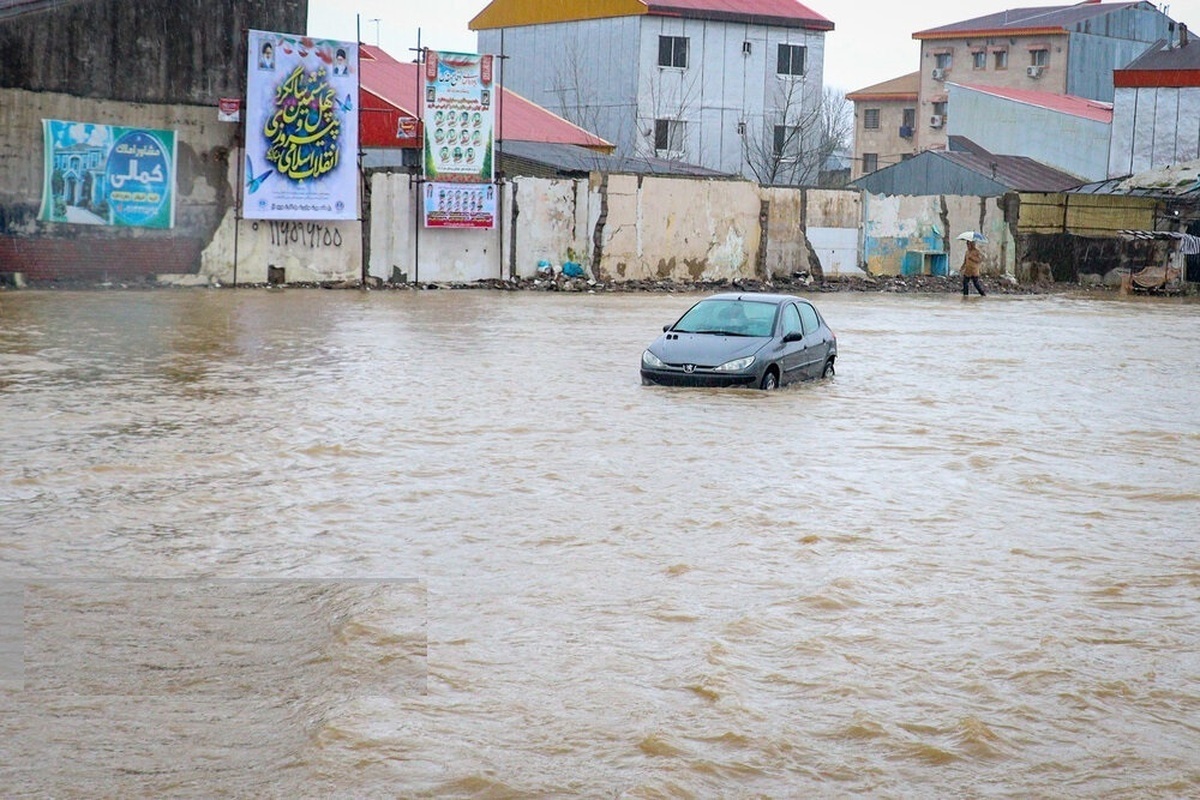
[0,236,203,282]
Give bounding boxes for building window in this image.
[972,51,986,69]
[777,43,806,77]
[773,124,800,159]
[934,52,952,70]
[994,49,1008,69]
[901,153,914,161]
[654,118,686,154]
[902,108,916,128]
[1030,48,1048,67]
[932,100,947,117]
[863,108,880,129]
[658,35,688,68]
[862,153,878,173]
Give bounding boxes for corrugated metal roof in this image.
[939,151,1084,191]
[850,149,1084,195]
[358,45,612,151]
[847,71,919,100]
[949,82,1113,122]
[914,2,1147,39]
[1118,36,1200,71]
[1071,160,1200,197]
[647,0,833,30]
[472,0,833,31]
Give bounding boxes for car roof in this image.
[702,292,808,306]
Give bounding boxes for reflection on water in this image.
[2,288,1199,797]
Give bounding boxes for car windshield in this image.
[673,299,775,337]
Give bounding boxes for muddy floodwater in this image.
[1,288,1198,798]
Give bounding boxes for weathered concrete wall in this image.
[862,193,1013,277]
[598,175,762,282]
[0,0,307,105]
[0,87,239,280]
[362,173,862,285]
[201,209,363,285]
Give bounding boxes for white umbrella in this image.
[956,231,987,243]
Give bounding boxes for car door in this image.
[796,301,830,378]
[778,302,808,384]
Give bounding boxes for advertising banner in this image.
[422,181,497,229]
[244,29,358,220]
[39,120,177,229]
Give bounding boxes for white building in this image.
[470,0,834,185]
[1109,24,1200,176]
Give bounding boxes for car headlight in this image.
[714,355,755,372]
[642,350,666,368]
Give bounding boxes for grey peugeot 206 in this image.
[640,292,837,390]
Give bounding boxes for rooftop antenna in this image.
[369,18,380,47]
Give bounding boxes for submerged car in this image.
[640,292,836,389]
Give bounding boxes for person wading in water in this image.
[961,240,986,296]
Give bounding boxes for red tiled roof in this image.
[358,45,612,151]
[647,0,833,30]
[914,2,1145,39]
[950,82,1113,122]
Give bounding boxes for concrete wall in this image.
[0,0,307,105]
[0,88,239,280]
[861,192,1013,277]
[361,173,855,285]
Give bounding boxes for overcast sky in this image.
[307,0,1200,93]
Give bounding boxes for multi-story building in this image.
[849,2,1175,178]
[845,72,918,181]
[469,0,835,185]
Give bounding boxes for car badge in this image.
[684,364,695,373]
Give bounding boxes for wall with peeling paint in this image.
[598,175,762,282]
[363,172,866,286]
[861,193,1013,277]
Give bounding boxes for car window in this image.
[797,302,820,336]
[781,303,802,337]
[674,299,774,336]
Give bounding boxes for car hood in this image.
[649,333,767,366]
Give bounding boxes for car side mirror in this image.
[663,324,671,332]
[783,331,804,342]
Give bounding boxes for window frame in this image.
[1030,48,1049,67]
[797,302,820,336]
[773,124,801,161]
[972,50,987,70]
[658,35,689,69]
[863,108,880,130]
[862,152,878,173]
[777,43,806,78]
[654,118,686,155]
[993,49,1009,70]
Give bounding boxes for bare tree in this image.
[633,64,701,162]
[743,83,852,187]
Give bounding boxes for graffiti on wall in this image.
[254,220,346,249]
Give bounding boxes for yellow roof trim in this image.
[471,0,649,31]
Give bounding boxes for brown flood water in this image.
[1,288,1198,798]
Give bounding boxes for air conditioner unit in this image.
[1027,65,1044,78]
[931,67,946,80]
[929,114,944,128]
